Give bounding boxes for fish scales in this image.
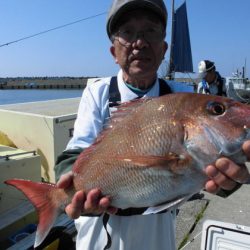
[73,96,190,207]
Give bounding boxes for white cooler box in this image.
[201,219,250,250]
[0,98,80,182]
[0,145,41,214]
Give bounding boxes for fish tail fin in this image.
[5,179,62,248]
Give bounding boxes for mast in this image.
[243,58,247,79]
[245,58,247,78]
[167,0,175,79]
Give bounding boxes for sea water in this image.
[0,89,83,105]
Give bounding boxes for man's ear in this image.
[110,45,118,64]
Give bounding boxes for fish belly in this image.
[99,167,206,209]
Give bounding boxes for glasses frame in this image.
[112,28,165,47]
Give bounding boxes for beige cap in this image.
[198,60,215,78]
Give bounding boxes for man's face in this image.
[110,9,167,81]
[205,70,216,84]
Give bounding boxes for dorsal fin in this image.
[73,98,153,173]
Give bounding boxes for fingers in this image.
[65,190,86,219]
[205,157,250,193]
[84,189,106,214]
[56,172,117,218]
[56,171,74,189]
[204,179,219,194]
[84,189,117,215]
[215,158,250,184]
[65,188,117,219]
[242,140,250,160]
[205,163,237,191]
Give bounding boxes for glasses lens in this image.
[118,30,134,46]
[144,29,164,42]
[117,28,164,46]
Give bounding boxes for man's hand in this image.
[56,171,118,219]
[205,140,250,194]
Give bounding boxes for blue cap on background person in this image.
[198,60,216,79]
[106,0,168,39]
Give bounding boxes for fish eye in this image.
[207,101,226,115]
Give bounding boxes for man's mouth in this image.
[131,56,150,62]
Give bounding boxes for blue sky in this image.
[0,0,249,78]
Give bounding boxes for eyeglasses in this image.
[114,28,165,47]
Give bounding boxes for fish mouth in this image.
[204,125,250,158]
[185,126,250,168]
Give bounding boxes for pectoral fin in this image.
[116,153,191,173]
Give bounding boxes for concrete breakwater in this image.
[0,77,93,89]
[0,77,198,90]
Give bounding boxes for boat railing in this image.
[0,150,37,161]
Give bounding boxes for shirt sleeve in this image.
[54,148,83,182]
[67,81,110,150]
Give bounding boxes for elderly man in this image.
[55,0,250,249]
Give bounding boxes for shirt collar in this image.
[117,69,160,102]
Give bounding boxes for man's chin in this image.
[130,62,155,72]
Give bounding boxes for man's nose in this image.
[132,32,149,48]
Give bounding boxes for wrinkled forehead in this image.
[112,9,164,32]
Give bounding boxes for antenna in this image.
[245,58,247,78]
[167,0,175,80]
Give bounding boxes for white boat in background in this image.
[226,73,250,103]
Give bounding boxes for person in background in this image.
[55,1,250,249]
[197,60,227,96]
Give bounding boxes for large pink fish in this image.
[5,93,250,247]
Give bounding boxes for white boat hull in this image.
[226,76,250,103]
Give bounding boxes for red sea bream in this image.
[5,93,250,247]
